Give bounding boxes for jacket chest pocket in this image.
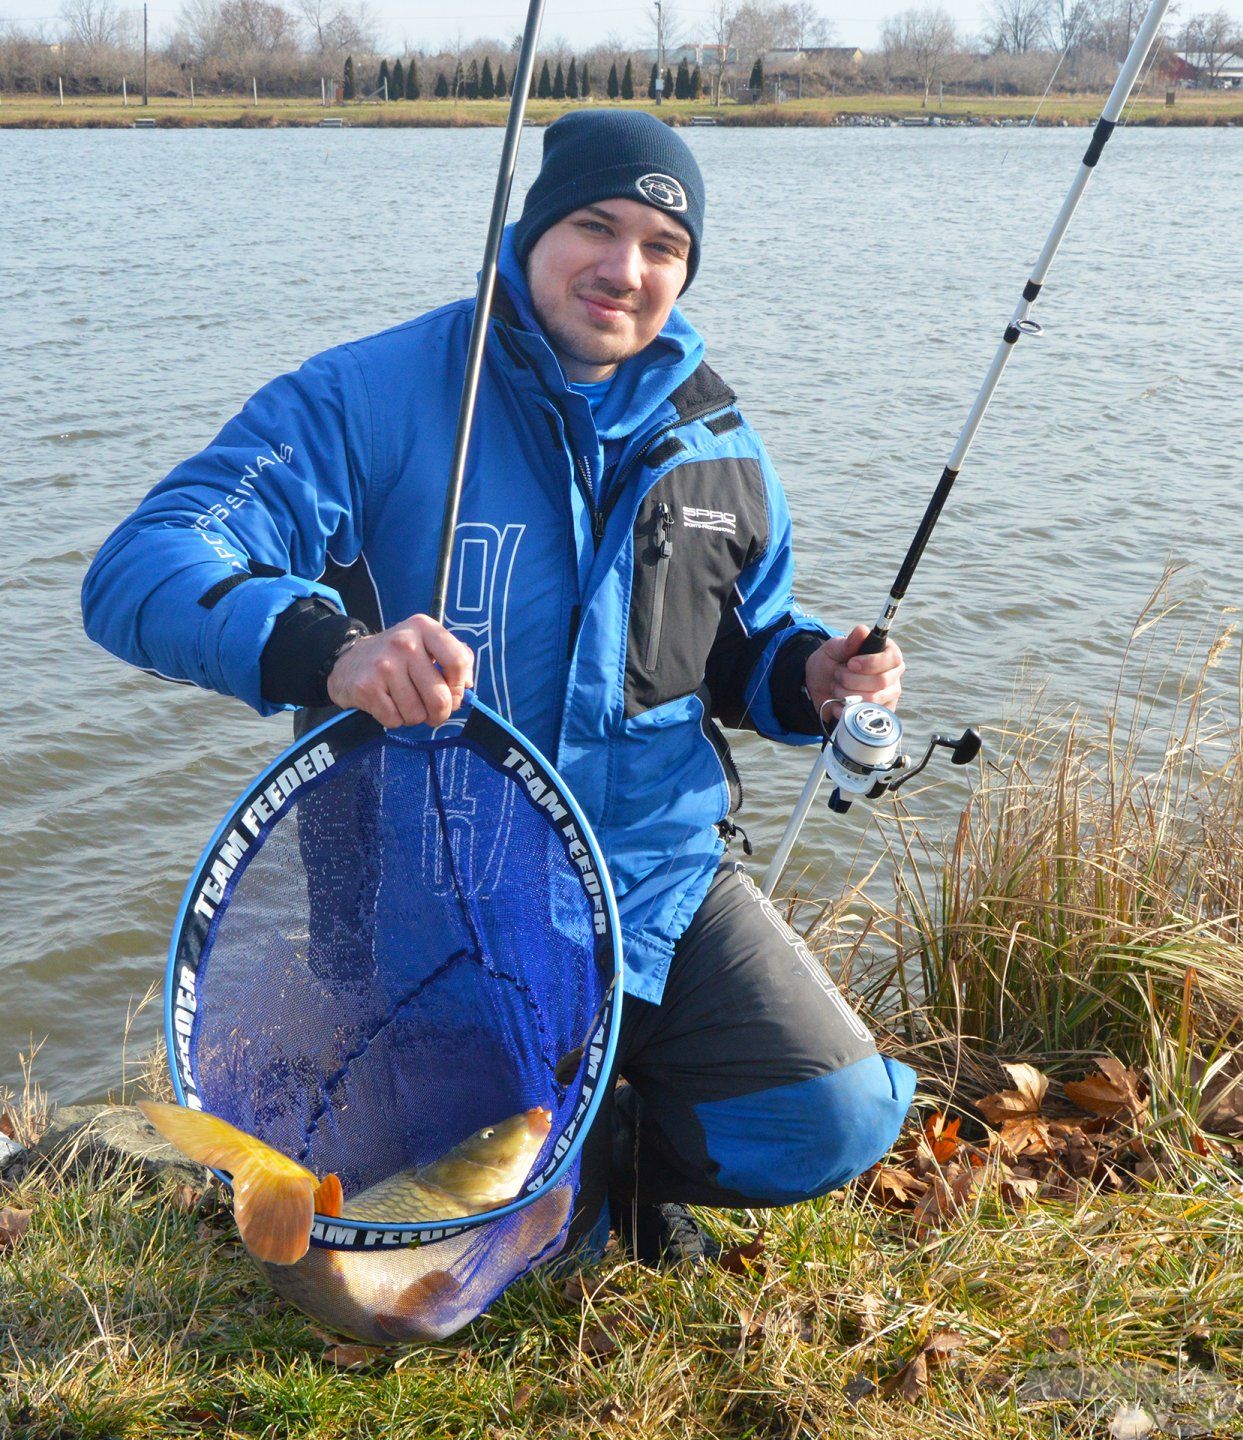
[624,457,768,717]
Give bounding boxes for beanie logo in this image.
[636,173,688,213]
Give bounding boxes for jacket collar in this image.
[493,225,706,443]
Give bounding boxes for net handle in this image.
[429,0,548,624]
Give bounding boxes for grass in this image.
[3,581,1242,1438]
[2,90,1242,128]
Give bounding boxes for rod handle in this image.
[857,625,889,657]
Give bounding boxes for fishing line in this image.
[628,0,1175,935]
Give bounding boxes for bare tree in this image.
[984,0,1050,52]
[296,0,378,57]
[881,6,960,106]
[1044,0,1098,55]
[1178,9,1241,84]
[706,0,738,103]
[59,0,132,51]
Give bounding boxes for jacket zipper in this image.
[645,502,674,671]
[703,711,744,812]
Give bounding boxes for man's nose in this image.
[594,238,643,293]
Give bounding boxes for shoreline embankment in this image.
[3,94,1242,129]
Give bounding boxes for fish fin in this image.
[314,1173,344,1219]
[138,1100,316,1266]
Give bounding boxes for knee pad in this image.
[695,1053,917,1205]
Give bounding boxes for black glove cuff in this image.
[769,631,828,736]
[260,597,372,709]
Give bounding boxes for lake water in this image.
[1,124,1239,1104]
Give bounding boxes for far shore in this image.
[3,91,1243,129]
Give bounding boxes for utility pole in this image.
[142,2,148,106]
[654,0,664,105]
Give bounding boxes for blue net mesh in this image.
[170,703,618,1340]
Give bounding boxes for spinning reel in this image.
[821,697,981,815]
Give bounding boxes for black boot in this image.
[614,1199,722,1268]
[609,1084,721,1268]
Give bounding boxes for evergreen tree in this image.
[481,56,495,98]
[749,56,763,92]
[495,63,506,97]
[566,57,577,98]
[580,61,591,96]
[607,61,619,98]
[690,64,701,98]
[675,57,690,98]
[646,61,656,99]
[664,66,674,97]
[343,53,355,100]
[392,57,403,99]
[406,58,419,100]
[552,60,565,98]
[378,58,390,98]
[619,56,634,98]
[434,70,448,98]
[452,59,464,97]
[537,59,551,97]
[466,58,479,98]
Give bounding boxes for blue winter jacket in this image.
[81,227,833,1004]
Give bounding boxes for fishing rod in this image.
[429,0,548,624]
[762,0,1172,898]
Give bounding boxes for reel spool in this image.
[822,696,981,814]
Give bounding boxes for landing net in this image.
[164,694,621,1332]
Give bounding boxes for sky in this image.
[4,0,1243,52]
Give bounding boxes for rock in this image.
[27,1103,210,1189]
[0,1132,27,1179]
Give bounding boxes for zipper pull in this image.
[654,502,674,557]
[593,509,606,541]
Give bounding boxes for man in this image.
[82,111,915,1266]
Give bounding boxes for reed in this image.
[806,575,1243,1146]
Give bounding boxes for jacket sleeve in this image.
[704,432,836,744]
[81,345,375,716]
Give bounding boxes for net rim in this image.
[163,692,624,1248]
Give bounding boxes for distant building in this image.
[763,45,864,72]
[636,43,739,67]
[1167,50,1243,87]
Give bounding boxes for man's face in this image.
[526,198,691,382]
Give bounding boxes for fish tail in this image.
[314,1173,344,1219]
[138,1100,317,1265]
[375,1271,464,1343]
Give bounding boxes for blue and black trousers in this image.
[568,860,918,1250]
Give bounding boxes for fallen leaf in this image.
[0,1208,31,1250]
[598,1399,629,1425]
[856,1292,885,1337]
[844,1373,877,1403]
[977,1062,1049,1126]
[862,1165,927,1207]
[1064,1058,1146,1121]
[999,1168,1041,1205]
[736,1304,763,1351]
[324,1343,384,1369]
[1045,1325,1072,1351]
[923,1329,969,1368]
[171,1186,203,1213]
[718,1227,766,1274]
[581,1322,619,1361]
[0,1113,15,1140]
[912,1167,975,1230]
[881,1349,927,1404]
[996,1114,1058,1159]
[501,1382,535,1420]
[559,1274,587,1305]
[922,1112,961,1164]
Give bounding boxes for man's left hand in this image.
[804,624,905,729]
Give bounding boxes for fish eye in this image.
[480,1127,495,1138]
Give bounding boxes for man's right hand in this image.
[326,614,475,729]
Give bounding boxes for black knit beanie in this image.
[513,110,705,289]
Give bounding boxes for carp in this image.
[139,1100,568,1344]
